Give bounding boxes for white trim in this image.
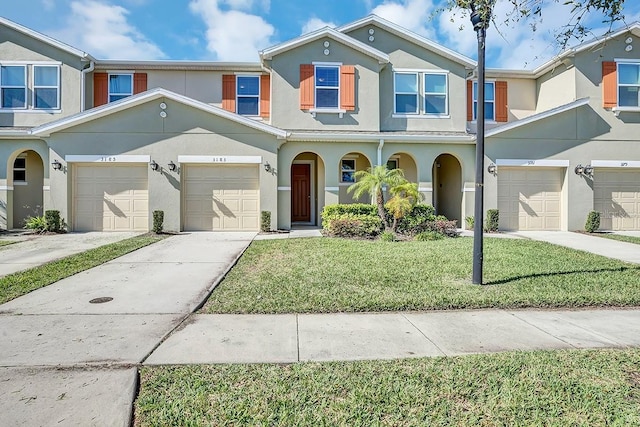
[392,114,450,119]
[13,181,28,186]
[591,160,640,168]
[394,68,450,74]
[463,188,475,192]
[277,186,291,191]
[418,187,431,192]
[233,72,262,76]
[0,186,14,191]
[42,186,50,191]
[32,64,60,110]
[496,159,570,167]
[614,58,640,63]
[0,60,62,66]
[612,106,640,116]
[324,187,340,191]
[312,61,343,66]
[65,154,151,163]
[178,155,262,164]
[0,109,61,114]
[288,131,474,143]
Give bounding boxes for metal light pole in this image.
[470,4,489,285]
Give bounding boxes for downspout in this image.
[377,139,385,166]
[80,59,95,112]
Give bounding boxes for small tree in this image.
[385,182,422,232]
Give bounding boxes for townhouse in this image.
[0,15,639,232]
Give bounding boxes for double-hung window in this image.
[394,71,448,115]
[315,65,339,109]
[1,65,27,109]
[236,76,260,116]
[424,73,448,115]
[13,156,26,183]
[394,73,419,114]
[341,159,356,183]
[473,81,495,121]
[618,63,640,107]
[34,66,60,109]
[108,74,133,102]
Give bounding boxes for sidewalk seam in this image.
[296,314,301,362]
[506,310,579,349]
[401,313,447,357]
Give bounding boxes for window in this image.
[394,73,418,114]
[13,157,26,182]
[394,71,448,115]
[315,65,339,109]
[33,66,59,109]
[618,63,640,107]
[1,65,27,109]
[341,159,356,183]
[387,159,398,170]
[108,74,133,102]
[473,81,495,121]
[236,76,260,115]
[424,74,447,114]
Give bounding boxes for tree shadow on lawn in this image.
[484,266,640,286]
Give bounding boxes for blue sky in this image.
[3,0,640,68]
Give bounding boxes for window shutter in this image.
[340,65,356,111]
[466,80,473,121]
[133,73,147,94]
[300,64,314,110]
[260,74,270,118]
[495,81,508,122]
[602,61,617,108]
[222,74,236,112]
[93,72,108,107]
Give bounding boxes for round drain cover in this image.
[89,297,113,304]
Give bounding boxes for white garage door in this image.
[594,169,640,230]
[498,167,564,231]
[73,164,149,231]
[183,164,260,231]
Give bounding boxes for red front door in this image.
[291,164,311,222]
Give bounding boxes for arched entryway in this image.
[9,149,44,228]
[433,153,462,226]
[291,152,325,225]
[339,152,372,204]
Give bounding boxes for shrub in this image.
[23,215,46,232]
[152,210,164,234]
[585,210,601,233]
[485,209,499,232]
[396,204,436,234]
[465,216,474,230]
[261,211,271,232]
[415,231,444,241]
[323,213,382,238]
[44,210,62,232]
[322,204,377,219]
[380,230,396,242]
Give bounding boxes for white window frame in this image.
[473,80,496,122]
[1,64,27,110]
[616,62,640,108]
[393,69,450,117]
[386,158,399,170]
[235,75,260,116]
[424,72,449,116]
[314,63,340,110]
[13,155,27,184]
[108,73,133,103]
[341,158,356,183]
[33,65,60,110]
[394,72,419,115]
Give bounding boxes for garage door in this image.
[183,164,259,231]
[594,169,640,230]
[73,164,149,231]
[498,167,563,231]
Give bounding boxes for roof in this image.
[486,97,590,137]
[0,16,92,60]
[336,15,476,69]
[260,27,390,64]
[31,88,289,139]
[95,60,263,72]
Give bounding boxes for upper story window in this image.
[315,65,340,109]
[618,63,640,107]
[34,66,60,109]
[1,65,27,109]
[236,76,260,116]
[473,81,495,121]
[394,71,448,116]
[108,74,133,102]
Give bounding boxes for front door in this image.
[291,163,311,222]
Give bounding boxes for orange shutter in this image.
[466,80,473,121]
[260,74,270,118]
[133,73,147,94]
[299,64,314,110]
[222,75,236,112]
[340,65,356,111]
[93,72,108,107]
[602,61,617,108]
[495,81,508,122]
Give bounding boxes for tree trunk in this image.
[376,189,388,230]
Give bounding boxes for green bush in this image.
[261,211,271,232]
[380,231,396,242]
[396,204,436,234]
[414,231,444,241]
[485,209,499,232]
[465,216,474,230]
[23,215,46,232]
[323,213,382,238]
[322,204,377,219]
[585,210,601,233]
[44,210,62,232]
[152,210,164,234]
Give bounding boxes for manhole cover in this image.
[89,297,113,304]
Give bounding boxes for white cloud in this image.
[41,0,55,10]
[50,0,164,59]
[301,17,336,35]
[371,0,436,38]
[189,0,275,61]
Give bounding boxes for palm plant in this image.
[347,165,407,230]
[385,182,422,232]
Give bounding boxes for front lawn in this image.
[0,240,15,248]
[0,233,166,304]
[202,237,640,313]
[594,233,640,245]
[134,349,640,426]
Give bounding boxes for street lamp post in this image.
[470,4,489,285]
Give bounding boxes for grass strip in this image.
[202,237,640,313]
[0,240,16,248]
[593,233,640,245]
[135,348,640,426]
[0,233,166,304]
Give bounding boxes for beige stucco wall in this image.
[536,64,576,113]
[144,70,222,106]
[0,26,85,128]
[45,98,280,232]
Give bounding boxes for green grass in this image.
[0,240,16,248]
[593,233,640,245]
[134,349,640,426]
[202,237,640,313]
[0,233,166,304]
